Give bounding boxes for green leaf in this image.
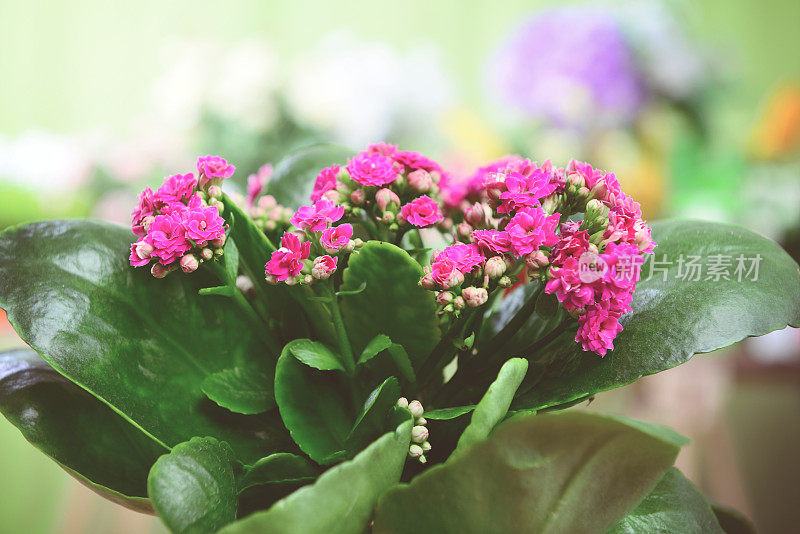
[202,366,275,415]
[609,468,724,534]
[512,220,800,411]
[357,334,393,365]
[223,236,240,284]
[0,220,291,464]
[341,242,440,367]
[386,343,417,384]
[288,339,346,372]
[148,437,237,534]
[373,412,684,534]
[198,285,236,297]
[220,419,412,534]
[347,377,400,450]
[423,405,476,420]
[265,144,353,209]
[274,345,352,464]
[0,349,165,513]
[711,503,756,534]
[239,453,317,492]
[452,358,527,457]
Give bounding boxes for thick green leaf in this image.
[265,144,353,209]
[357,335,416,384]
[288,339,346,372]
[358,335,393,365]
[341,242,440,367]
[711,503,756,534]
[348,377,400,450]
[373,412,684,534]
[423,405,476,420]
[0,349,165,512]
[0,220,291,463]
[274,345,352,464]
[512,220,800,410]
[202,367,275,415]
[239,453,317,491]
[452,357,527,457]
[609,468,723,533]
[148,437,237,534]
[220,419,412,534]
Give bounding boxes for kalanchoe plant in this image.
[0,144,797,534]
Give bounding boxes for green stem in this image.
[323,283,355,375]
[510,318,572,358]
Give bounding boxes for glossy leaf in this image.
[220,420,412,534]
[373,412,684,534]
[423,405,476,420]
[452,358,527,457]
[239,453,317,491]
[609,468,723,534]
[512,220,800,410]
[287,339,346,372]
[148,437,237,534]
[202,366,275,415]
[357,335,416,384]
[341,242,440,367]
[357,335,393,365]
[0,220,291,463]
[0,349,165,512]
[347,377,400,450]
[265,144,353,209]
[274,345,352,464]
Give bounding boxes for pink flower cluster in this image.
[265,199,354,285]
[423,155,654,356]
[129,156,233,277]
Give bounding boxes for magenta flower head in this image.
[435,243,485,274]
[290,199,345,232]
[320,223,353,254]
[400,196,443,227]
[367,143,398,157]
[129,239,153,267]
[183,205,226,247]
[472,229,513,255]
[197,155,235,189]
[311,164,341,203]
[155,173,198,205]
[392,151,444,175]
[506,207,560,256]
[312,255,338,280]
[497,168,558,214]
[131,187,157,237]
[576,302,626,356]
[346,152,399,187]
[148,213,191,265]
[430,258,464,290]
[265,232,311,282]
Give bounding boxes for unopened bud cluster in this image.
[397,397,431,464]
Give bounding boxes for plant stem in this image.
[510,318,572,358]
[323,283,355,375]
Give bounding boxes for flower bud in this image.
[142,215,155,233]
[375,188,401,213]
[442,303,455,314]
[214,248,224,258]
[567,172,585,188]
[407,169,433,193]
[265,273,277,285]
[416,417,427,426]
[418,454,427,464]
[484,172,508,200]
[323,189,341,203]
[457,222,472,238]
[462,286,489,307]
[236,275,254,293]
[382,212,395,224]
[201,247,214,261]
[135,240,154,260]
[419,273,436,290]
[436,291,454,305]
[411,425,429,443]
[437,218,453,233]
[397,397,409,409]
[312,255,338,280]
[421,441,432,452]
[408,400,424,419]
[211,234,226,248]
[452,296,466,310]
[484,256,507,278]
[525,250,550,269]
[211,199,225,213]
[589,178,608,201]
[444,268,465,290]
[207,185,223,199]
[464,203,488,227]
[179,254,199,273]
[350,189,365,205]
[408,444,424,459]
[151,263,169,278]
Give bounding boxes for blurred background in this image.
[1,0,799,532]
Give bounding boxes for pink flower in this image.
[497,168,558,214]
[131,187,156,237]
[311,164,340,203]
[472,229,513,254]
[197,155,235,188]
[346,152,399,187]
[148,213,191,265]
[129,239,153,267]
[400,195,443,227]
[320,223,353,253]
[392,151,443,174]
[183,205,226,246]
[544,257,596,310]
[290,199,345,232]
[566,159,621,201]
[265,232,311,282]
[435,243,485,273]
[367,143,398,156]
[549,230,591,265]
[247,164,273,207]
[506,207,560,256]
[312,255,338,279]
[430,258,464,289]
[155,173,197,205]
[575,302,626,356]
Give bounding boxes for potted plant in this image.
[1,144,796,533]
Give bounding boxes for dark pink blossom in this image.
[472,229,513,255]
[430,258,464,289]
[311,164,340,203]
[435,243,485,274]
[346,152,399,187]
[129,239,152,267]
[312,255,338,279]
[575,301,626,356]
[148,213,191,265]
[400,195,443,227]
[155,173,197,205]
[197,155,235,188]
[131,187,156,237]
[320,223,353,253]
[290,199,345,232]
[392,150,443,174]
[506,207,560,256]
[183,205,226,246]
[366,143,398,156]
[265,232,311,282]
[497,168,558,214]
